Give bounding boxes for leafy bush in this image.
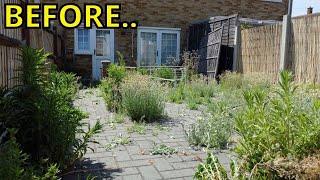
[167,83,185,104]
[121,74,165,122]
[0,47,102,178]
[153,67,174,79]
[0,129,59,180]
[235,71,320,178]
[194,153,241,180]
[188,102,233,149]
[107,64,126,84]
[100,63,126,112]
[100,78,122,111]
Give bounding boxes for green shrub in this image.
[153,67,174,79]
[100,63,126,112]
[167,83,185,103]
[194,153,228,179]
[121,74,165,122]
[0,129,59,180]
[235,71,320,178]
[184,76,217,105]
[188,102,233,149]
[194,153,242,180]
[107,64,126,84]
[0,47,102,178]
[100,78,122,111]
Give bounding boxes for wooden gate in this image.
[199,26,223,79]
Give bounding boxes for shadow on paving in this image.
[62,158,122,180]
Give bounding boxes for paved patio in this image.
[64,89,232,180]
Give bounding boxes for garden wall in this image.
[238,13,320,83]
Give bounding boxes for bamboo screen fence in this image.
[290,15,320,83]
[238,14,320,83]
[237,24,282,82]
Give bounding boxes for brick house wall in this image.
[43,0,288,78]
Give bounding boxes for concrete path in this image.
[65,89,232,180]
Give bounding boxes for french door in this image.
[137,27,180,66]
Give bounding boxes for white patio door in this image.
[137,27,180,66]
[92,28,115,80]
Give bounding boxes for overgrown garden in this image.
[100,52,320,179]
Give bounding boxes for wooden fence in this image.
[0,0,65,88]
[237,14,320,83]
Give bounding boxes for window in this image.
[137,27,180,66]
[74,28,91,54]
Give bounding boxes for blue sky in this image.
[293,0,320,16]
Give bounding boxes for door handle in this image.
[94,49,96,55]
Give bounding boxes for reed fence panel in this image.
[239,14,320,83]
[238,24,282,82]
[290,15,320,83]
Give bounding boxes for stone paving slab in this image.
[64,89,233,180]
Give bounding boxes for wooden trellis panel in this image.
[199,27,223,79]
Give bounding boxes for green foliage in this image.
[100,61,126,112]
[127,122,147,135]
[74,121,103,159]
[194,153,242,180]
[151,144,177,155]
[235,71,320,177]
[188,102,233,149]
[153,67,174,79]
[0,129,59,180]
[194,153,228,180]
[167,75,217,107]
[107,64,126,84]
[137,67,149,75]
[0,47,101,178]
[167,83,185,104]
[0,129,28,179]
[121,74,165,122]
[105,135,131,151]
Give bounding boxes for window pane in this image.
[78,29,90,51]
[141,32,157,66]
[96,30,111,57]
[161,33,177,65]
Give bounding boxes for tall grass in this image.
[121,74,165,122]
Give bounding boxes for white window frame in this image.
[74,27,92,55]
[137,27,181,66]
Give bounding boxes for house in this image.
[43,0,288,80]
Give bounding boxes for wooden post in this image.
[232,18,240,71]
[279,0,293,71]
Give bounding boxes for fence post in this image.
[279,15,291,71]
[232,20,241,71]
[279,0,293,71]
